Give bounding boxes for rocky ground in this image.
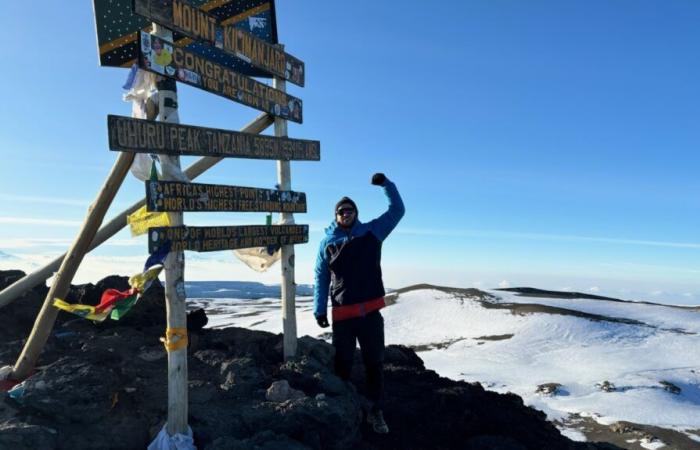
[0,270,622,450]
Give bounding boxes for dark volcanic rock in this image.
[0,270,50,342]
[19,356,120,423]
[0,271,621,450]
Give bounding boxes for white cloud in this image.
[498,280,510,288]
[397,227,700,250]
[0,217,81,227]
[0,238,141,249]
[0,194,89,207]
[588,286,600,293]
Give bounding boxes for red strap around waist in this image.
[332,297,386,322]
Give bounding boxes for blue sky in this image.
[0,1,699,304]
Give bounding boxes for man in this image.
[314,173,405,434]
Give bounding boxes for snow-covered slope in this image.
[190,284,700,446]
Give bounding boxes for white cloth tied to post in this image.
[122,66,188,183]
[0,365,12,380]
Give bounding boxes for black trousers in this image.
[332,310,385,409]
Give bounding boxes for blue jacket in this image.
[313,180,405,317]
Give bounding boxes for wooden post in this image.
[274,51,298,361]
[0,113,274,310]
[11,150,135,380]
[148,23,189,436]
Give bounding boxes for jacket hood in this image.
[324,218,362,237]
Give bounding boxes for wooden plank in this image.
[273,64,298,360]
[11,152,136,380]
[134,0,305,86]
[148,225,309,253]
[93,0,278,75]
[107,115,319,160]
[137,31,303,123]
[146,180,307,213]
[0,112,275,311]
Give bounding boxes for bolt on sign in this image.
[107,115,319,160]
[149,225,309,253]
[134,0,304,86]
[93,0,279,78]
[146,180,307,213]
[138,32,303,123]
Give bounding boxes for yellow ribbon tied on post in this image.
[127,206,171,237]
[161,327,188,352]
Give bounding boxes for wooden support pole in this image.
[11,150,135,380]
[148,24,189,436]
[0,113,274,310]
[274,53,298,361]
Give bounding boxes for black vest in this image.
[326,232,385,306]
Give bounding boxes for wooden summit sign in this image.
[138,31,302,123]
[134,0,304,86]
[107,115,319,160]
[146,180,307,213]
[149,225,309,253]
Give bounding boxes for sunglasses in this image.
[336,208,355,216]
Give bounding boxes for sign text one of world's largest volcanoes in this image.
[148,225,309,253]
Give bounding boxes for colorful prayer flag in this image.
[53,299,110,322]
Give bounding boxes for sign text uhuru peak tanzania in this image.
[133,0,304,86]
[146,180,307,213]
[149,225,309,253]
[108,115,319,160]
[137,32,302,123]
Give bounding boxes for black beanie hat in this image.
[335,197,357,214]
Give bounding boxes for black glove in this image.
[316,315,329,328]
[371,173,387,186]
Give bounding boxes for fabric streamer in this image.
[96,288,139,313]
[53,299,111,322]
[161,328,188,352]
[130,265,164,292]
[52,252,168,322]
[144,241,171,271]
[127,206,172,237]
[148,424,195,450]
[110,293,139,320]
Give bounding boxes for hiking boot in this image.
[367,409,389,434]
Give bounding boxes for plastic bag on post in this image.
[233,215,294,272]
[233,246,282,272]
[156,88,190,182]
[147,424,195,450]
[123,66,161,181]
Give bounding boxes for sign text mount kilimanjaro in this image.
[134,0,305,86]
